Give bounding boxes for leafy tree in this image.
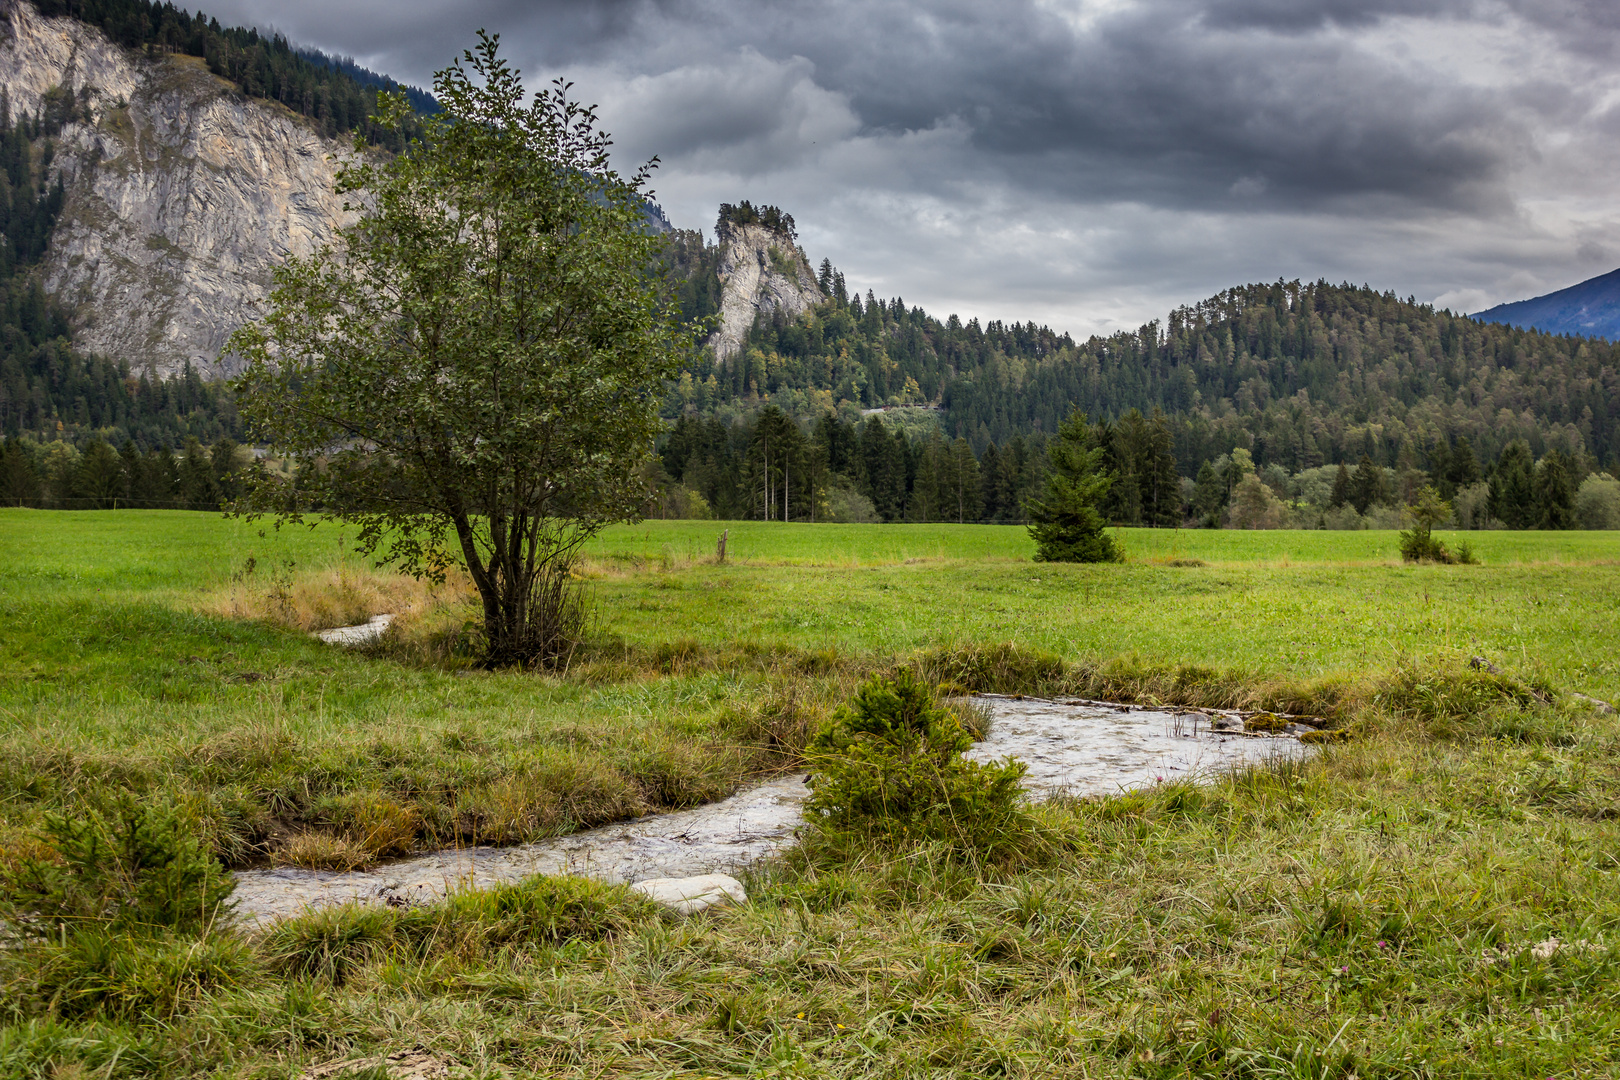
[1228,474,1287,529]
[1574,473,1620,529]
[231,36,686,667]
[1026,410,1123,563]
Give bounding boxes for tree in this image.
[230,35,687,667]
[947,437,980,523]
[1026,410,1123,563]
[1574,473,1620,529]
[0,438,39,506]
[1144,408,1180,526]
[1192,460,1223,524]
[1490,441,1535,529]
[1533,450,1575,530]
[1398,485,1463,562]
[1349,454,1384,514]
[70,438,125,508]
[1328,462,1351,509]
[1228,474,1286,529]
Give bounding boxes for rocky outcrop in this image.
[0,0,355,377]
[707,219,824,364]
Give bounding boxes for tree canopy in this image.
[230,34,688,666]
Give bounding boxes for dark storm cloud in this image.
[190,0,1619,333]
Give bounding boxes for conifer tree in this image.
[1534,450,1575,530]
[1490,441,1536,528]
[1026,410,1123,563]
[1192,461,1223,523]
[1329,462,1351,509]
[1350,454,1384,514]
[948,437,980,523]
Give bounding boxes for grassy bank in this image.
[2,510,1618,867]
[3,510,1620,1075]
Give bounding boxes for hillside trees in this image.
[32,0,434,147]
[231,36,686,667]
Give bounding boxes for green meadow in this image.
[2,508,1620,1077]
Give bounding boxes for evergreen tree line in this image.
[655,405,1619,530]
[658,406,1181,527]
[0,434,245,508]
[662,248,1620,476]
[30,0,431,148]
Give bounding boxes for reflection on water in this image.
[232,696,1307,923]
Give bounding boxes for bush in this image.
[803,671,1032,860]
[0,800,250,1020]
[0,799,235,937]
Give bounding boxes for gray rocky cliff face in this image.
[0,0,355,377]
[707,220,824,364]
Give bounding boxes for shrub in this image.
[0,800,250,1020]
[0,799,235,937]
[803,671,1032,860]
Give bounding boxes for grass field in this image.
[2,509,1619,1077]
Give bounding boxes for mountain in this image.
[704,203,824,363]
[1473,267,1620,341]
[0,0,445,380]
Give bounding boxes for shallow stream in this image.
[231,696,1305,923]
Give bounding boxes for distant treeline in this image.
[30,0,431,147]
[652,403,1620,530]
[1,435,246,509]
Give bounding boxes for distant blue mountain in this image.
[1473,267,1620,340]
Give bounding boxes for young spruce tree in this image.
[1025,409,1123,563]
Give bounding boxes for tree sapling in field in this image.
[1025,409,1124,563]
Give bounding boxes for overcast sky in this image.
[206,0,1620,340]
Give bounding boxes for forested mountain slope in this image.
[673,274,1618,475]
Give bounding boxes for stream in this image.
[231,696,1307,923]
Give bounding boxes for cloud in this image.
[190,0,1620,336]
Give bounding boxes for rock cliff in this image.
[0,0,354,377]
[707,219,824,364]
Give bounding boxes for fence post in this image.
[717,529,728,564]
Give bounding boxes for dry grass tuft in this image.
[201,558,475,634]
[278,831,378,871]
